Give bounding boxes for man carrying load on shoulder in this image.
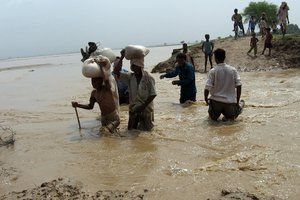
[72,56,120,134]
[113,47,157,131]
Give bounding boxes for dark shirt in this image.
[164,62,197,102]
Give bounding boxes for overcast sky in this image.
[0,0,299,59]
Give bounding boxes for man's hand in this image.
[71,101,78,108]
[205,98,209,105]
[133,104,145,113]
[172,80,179,85]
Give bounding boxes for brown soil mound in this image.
[151,35,300,73]
[0,178,147,200]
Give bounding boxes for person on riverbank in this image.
[204,48,244,121]
[247,33,259,57]
[201,34,214,72]
[262,28,273,56]
[72,57,120,134]
[259,17,268,38]
[160,53,197,104]
[231,8,245,36]
[113,49,157,131]
[277,1,290,38]
[181,43,195,68]
[248,16,256,35]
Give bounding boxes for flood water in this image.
[0,46,300,199]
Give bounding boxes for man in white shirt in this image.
[204,48,244,121]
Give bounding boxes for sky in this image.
[0,0,299,59]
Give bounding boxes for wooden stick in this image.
[74,107,81,129]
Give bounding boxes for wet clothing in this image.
[119,70,156,131]
[164,62,197,104]
[90,84,120,133]
[208,99,243,121]
[205,63,242,120]
[100,110,120,133]
[205,63,241,103]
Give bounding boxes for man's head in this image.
[214,48,226,64]
[234,9,238,14]
[130,58,144,75]
[205,34,210,40]
[91,77,103,90]
[176,52,187,67]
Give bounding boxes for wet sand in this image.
[1,47,300,199]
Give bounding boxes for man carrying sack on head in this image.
[113,45,157,131]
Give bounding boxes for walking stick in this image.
[74,107,81,129]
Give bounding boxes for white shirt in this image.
[205,63,242,103]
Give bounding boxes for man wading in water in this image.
[204,48,244,121]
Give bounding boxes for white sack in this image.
[124,45,150,60]
[82,56,111,78]
[99,48,117,63]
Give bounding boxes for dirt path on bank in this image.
[152,35,300,73]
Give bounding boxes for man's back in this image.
[205,63,241,103]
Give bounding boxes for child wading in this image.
[247,33,259,57]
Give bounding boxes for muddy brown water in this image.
[0,46,300,199]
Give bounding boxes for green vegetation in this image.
[273,33,300,40]
[243,1,278,26]
[287,24,300,34]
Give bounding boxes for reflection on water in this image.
[0,49,300,199]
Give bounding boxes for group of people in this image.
[233,1,291,57]
[72,37,244,135]
[231,2,290,39]
[69,2,292,135]
[161,47,244,122]
[73,43,157,134]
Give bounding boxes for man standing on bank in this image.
[204,48,244,121]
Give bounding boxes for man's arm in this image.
[236,85,241,105]
[113,50,125,77]
[133,95,157,113]
[204,89,210,105]
[72,92,97,110]
[190,56,195,68]
[160,65,179,79]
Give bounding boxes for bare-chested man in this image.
[72,56,120,134]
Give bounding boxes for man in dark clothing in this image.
[160,53,197,104]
